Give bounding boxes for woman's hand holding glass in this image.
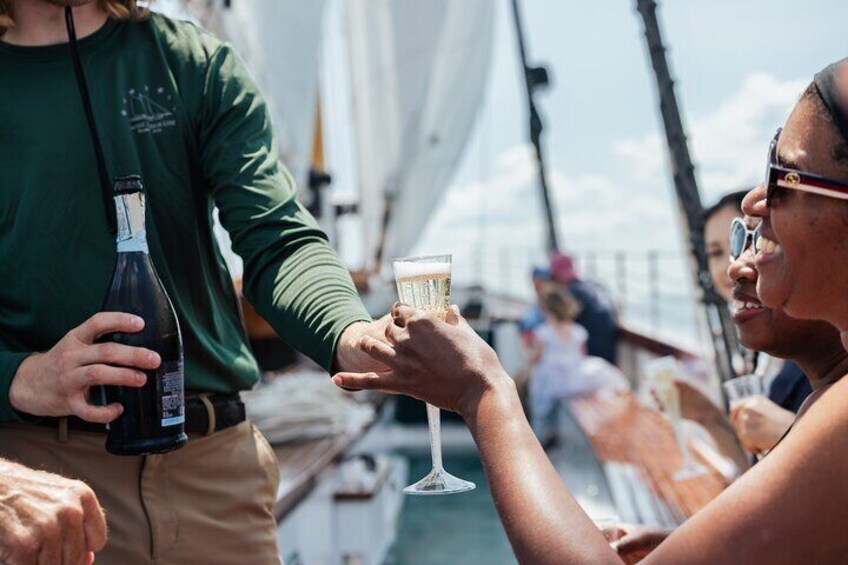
[332,303,512,418]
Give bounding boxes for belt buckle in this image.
[197,393,217,436]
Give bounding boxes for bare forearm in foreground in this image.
[465,377,621,565]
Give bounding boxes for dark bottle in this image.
[99,175,187,455]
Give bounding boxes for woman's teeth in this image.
[732,300,764,313]
[756,235,782,255]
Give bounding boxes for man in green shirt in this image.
[0,1,386,562]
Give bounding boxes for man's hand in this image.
[9,312,160,424]
[333,316,394,374]
[730,395,795,455]
[0,460,106,565]
[602,522,671,564]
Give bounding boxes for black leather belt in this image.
[36,394,246,437]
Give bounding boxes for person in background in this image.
[700,192,811,452]
[550,252,618,365]
[523,287,587,445]
[703,191,747,303]
[519,266,553,340]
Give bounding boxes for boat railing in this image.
[452,246,701,348]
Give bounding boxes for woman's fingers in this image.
[332,371,399,393]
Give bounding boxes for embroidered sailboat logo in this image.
[121,87,177,134]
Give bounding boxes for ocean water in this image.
[384,452,516,565]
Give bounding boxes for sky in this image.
[324,0,847,347]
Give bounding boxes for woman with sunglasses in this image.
[334,59,848,563]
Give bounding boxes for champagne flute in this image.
[645,356,709,481]
[723,374,766,459]
[393,254,476,495]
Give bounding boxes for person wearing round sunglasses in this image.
[726,214,846,447]
[704,191,747,303]
[672,197,813,468]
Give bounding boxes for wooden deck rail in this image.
[569,391,728,523]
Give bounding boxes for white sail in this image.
[211,0,328,197]
[345,0,495,267]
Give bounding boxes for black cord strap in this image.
[65,7,116,233]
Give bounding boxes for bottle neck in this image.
[114,191,148,253]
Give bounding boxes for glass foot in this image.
[403,468,476,496]
[673,463,709,481]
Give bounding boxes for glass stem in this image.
[672,418,693,466]
[426,403,444,472]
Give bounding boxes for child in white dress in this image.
[524,287,588,444]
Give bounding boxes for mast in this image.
[634,0,739,383]
[509,0,559,254]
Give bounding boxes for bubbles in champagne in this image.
[393,261,451,313]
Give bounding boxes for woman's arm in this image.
[466,377,622,564]
[334,306,621,564]
[334,305,848,563]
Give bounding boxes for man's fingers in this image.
[60,516,87,565]
[37,535,61,565]
[78,488,108,553]
[384,319,406,346]
[71,400,124,425]
[390,303,416,327]
[332,372,398,393]
[76,343,160,371]
[74,312,144,344]
[359,336,396,367]
[72,365,147,390]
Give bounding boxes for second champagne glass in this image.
[645,356,709,481]
[393,254,476,495]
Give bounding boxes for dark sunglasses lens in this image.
[730,222,745,259]
[766,182,777,207]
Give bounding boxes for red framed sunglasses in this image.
[766,127,848,206]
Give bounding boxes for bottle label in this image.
[160,360,185,427]
[117,229,149,253]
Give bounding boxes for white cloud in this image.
[612,72,807,201]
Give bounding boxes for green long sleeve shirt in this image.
[0,13,371,422]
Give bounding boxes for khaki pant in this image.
[0,421,281,565]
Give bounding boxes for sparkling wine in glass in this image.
[393,254,476,495]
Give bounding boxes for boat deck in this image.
[272,432,364,522]
[568,391,729,525]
